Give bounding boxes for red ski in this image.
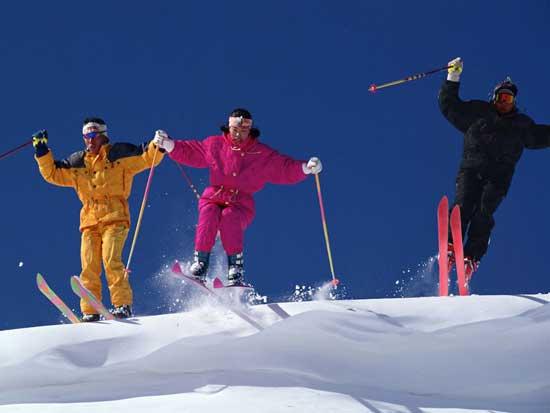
[437,196,449,296]
[450,206,469,296]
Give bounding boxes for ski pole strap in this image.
[314,173,338,286]
[125,145,160,277]
[0,140,33,161]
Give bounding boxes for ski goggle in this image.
[83,131,103,139]
[494,93,515,104]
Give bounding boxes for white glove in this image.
[447,57,463,82]
[153,129,175,153]
[302,157,323,174]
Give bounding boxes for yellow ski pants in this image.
[79,223,131,314]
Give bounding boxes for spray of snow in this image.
[392,255,438,298]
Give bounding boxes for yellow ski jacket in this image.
[36,141,163,230]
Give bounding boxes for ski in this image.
[212,277,291,320]
[70,276,116,320]
[437,196,449,296]
[36,273,80,324]
[171,261,264,331]
[450,206,469,296]
[266,303,291,319]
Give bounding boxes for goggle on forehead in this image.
[228,116,253,129]
[495,93,515,104]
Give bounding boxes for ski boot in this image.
[227,252,245,286]
[190,250,210,284]
[81,313,100,322]
[110,305,132,319]
[464,256,479,283]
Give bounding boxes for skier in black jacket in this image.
[439,57,550,280]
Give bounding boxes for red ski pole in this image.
[314,173,340,287]
[369,64,452,93]
[175,162,201,200]
[0,140,32,161]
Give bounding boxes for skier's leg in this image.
[451,168,483,242]
[219,205,252,284]
[101,223,131,310]
[219,205,250,255]
[80,226,103,315]
[464,181,506,261]
[195,202,222,253]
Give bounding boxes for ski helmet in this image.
[491,77,518,102]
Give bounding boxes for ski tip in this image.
[212,277,224,289]
[368,84,377,93]
[171,260,182,275]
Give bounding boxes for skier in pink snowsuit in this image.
[153,108,323,285]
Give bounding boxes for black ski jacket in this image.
[439,80,550,184]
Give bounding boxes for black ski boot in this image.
[227,252,245,286]
[110,305,132,319]
[81,313,100,322]
[190,250,210,283]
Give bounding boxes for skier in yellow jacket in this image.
[33,117,164,321]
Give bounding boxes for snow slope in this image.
[1,293,549,413]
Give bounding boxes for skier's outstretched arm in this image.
[153,130,209,168]
[523,121,550,149]
[119,140,165,175]
[265,150,321,185]
[33,130,76,188]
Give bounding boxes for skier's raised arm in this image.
[438,58,487,134]
[34,130,77,188]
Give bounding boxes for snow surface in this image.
[1,293,549,413]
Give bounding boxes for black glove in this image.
[32,129,49,157]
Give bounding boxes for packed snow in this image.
[1,291,549,413]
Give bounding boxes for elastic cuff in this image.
[35,145,50,157]
[447,73,461,82]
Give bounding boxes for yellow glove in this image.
[447,57,463,82]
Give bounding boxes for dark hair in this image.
[82,117,106,126]
[220,107,261,138]
[229,108,252,119]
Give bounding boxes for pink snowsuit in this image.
[169,134,308,254]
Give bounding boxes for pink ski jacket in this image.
[169,134,307,220]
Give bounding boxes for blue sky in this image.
[2,1,549,329]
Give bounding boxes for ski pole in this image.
[314,173,340,287]
[175,162,201,200]
[124,145,160,278]
[0,140,32,161]
[368,64,452,93]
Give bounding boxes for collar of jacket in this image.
[85,143,110,158]
[223,133,258,152]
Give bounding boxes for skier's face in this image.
[228,116,252,143]
[83,133,108,154]
[494,92,515,114]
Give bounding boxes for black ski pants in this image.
[450,168,511,262]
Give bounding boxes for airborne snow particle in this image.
[18,261,24,268]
